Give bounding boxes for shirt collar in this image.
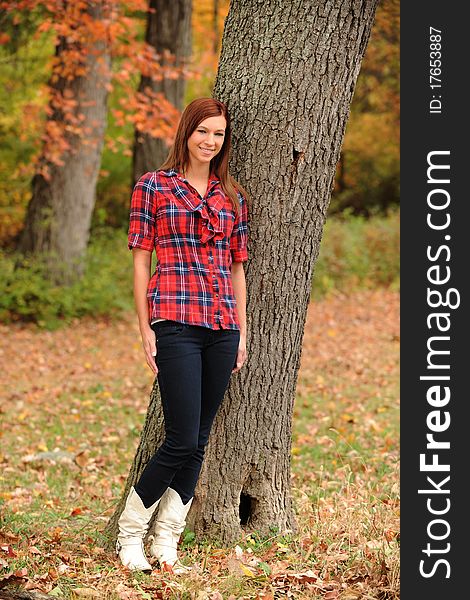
[160,169,225,216]
[160,168,220,185]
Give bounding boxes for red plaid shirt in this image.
[127,169,248,330]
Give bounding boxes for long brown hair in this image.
[159,97,248,216]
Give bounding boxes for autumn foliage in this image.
[1,0,183,179]
[332,0,399,215]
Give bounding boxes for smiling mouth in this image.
[200,148,214,153]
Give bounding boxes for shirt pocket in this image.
[219,207,236,239]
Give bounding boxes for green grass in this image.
[312,206,399,299]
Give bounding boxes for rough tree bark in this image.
[107,0,379,547]
[132,0,192,183]
[17,2,111,284]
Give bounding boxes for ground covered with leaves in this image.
[0,289,399,599]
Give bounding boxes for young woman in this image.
[116,98,249,573]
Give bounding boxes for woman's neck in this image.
[183,162,211,181]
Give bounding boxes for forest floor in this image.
[0,288,399,600]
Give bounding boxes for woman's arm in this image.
[231,261,247,372]
[132,248,158,375]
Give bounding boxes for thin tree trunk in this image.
[132,0,192,183]
[16,2,111,285]
[107,0,378,548]
[213,0,219,54]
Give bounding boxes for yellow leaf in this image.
[239,562,256,577]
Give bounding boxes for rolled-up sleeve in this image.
[230,192,248,262]
[127,172,157,252]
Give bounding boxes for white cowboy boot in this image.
[148,487,193,574]
[116,486,161,571]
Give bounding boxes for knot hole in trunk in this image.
[239,492,257,526]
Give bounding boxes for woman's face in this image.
[187,115,227,168]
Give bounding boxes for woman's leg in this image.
[119,322,206,572]
[134,322,205,508]
[148,326,239,572]
[169,328,240,503]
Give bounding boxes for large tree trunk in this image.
[17,2,111,285]
[107,0,378,547]
[132,0,192,182]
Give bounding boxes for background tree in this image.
[107,0,380,546]
[331,0,399,215]
[16,0,113,284]
[0,7,48,245]
[213,0,220,55]
[7,1,182,284]
[132,0,192,183]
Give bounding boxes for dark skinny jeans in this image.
[135,320,240,507]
